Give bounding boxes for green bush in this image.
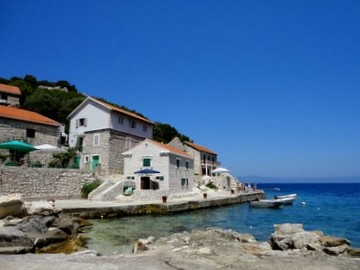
[206,182,218,190]
[81,179,101,199]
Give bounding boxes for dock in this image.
[54,191,265,219]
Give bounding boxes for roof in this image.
[0,83,21,96]
[0,105,60,127]
[184,141,217,155]
[69,96,154,125]
[150,139,193,158]
[94,98,154,125]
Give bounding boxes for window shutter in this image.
[84,118,87,127]
[76,119,79,128]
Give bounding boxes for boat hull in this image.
[250,199,282,208]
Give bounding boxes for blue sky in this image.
[1,1,359,178]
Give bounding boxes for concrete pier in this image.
[53,190,265,219]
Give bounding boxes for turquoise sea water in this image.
[84,183,360,255]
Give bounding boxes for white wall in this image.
[123,140,194,193]
[69,100,110,147]
[110,112,153,139]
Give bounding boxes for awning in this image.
[134,168,160,174]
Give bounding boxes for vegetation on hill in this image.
[1,75,191,143]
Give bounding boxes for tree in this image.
[153,122,191,143]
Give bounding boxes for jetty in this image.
[54,191,265,219]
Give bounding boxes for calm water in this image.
[84,183,360,255]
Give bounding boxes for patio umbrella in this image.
[134,168,160,174]
[35,144,67,153]
[211,167,230,174]
[0,140,37,152]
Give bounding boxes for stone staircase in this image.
[88,178,136,201]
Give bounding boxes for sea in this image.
[83,182,360,255]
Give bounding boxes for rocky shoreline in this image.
[1,225,360,270]
[1,194,360,269]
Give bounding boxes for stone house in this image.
[122,139,194,195]
[168,137,219,176]
[0,105,61,165]
[68,96,154,175]
[0,83,21,106]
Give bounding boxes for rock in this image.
[347,247,360,257]
[320,235,350,247]
[32,227,70,248]
[270,224,322,251]
[25,200,61,216]
[197,247,213,255]
[0,193,25,219]
[17,216,48,234]
[0,210,88,254]
[323,244,349,256]
[273,223,304,234]
[0,227,33,250]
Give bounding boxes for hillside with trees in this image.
[0,75,191,143]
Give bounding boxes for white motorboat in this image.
[274,193,297,205]
[250,199,283,208]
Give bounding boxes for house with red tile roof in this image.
[168,137,219,177]
[0,105,61,165]
[0,105,60,143]
[122,139,194,199]
[67,96,154,175]
[0,83,21,106]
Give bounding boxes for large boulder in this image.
[270,223,351,255]
[0,193,25,219]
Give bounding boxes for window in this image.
[176,159,180,168]
[84,155,89,163]
[143,158,151,167]
[143,124,147,132]
[181,178,188,187]
[1,94,8,100]
[125,137,132,149]
[76,118,87,128]
[26,128,35,138]
[118,116,124,124]
[93,133,100,146]
[185,160,189,169]
[129,119,136,128]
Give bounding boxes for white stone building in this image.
[122,139,194,195]
[68,96,154,175]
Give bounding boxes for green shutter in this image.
[143,158,151,167]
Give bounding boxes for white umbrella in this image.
[35,144,67,152]
[211,167,230,174]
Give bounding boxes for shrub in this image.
[81,179,101,199]
[206,182,218,190]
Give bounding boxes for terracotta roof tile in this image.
[0,83,21,95]
[150,139,193,158]
[0,105,60,127]
[93,98,154,125]
[184,141,217,155]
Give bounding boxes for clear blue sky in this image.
[1,1,359,178]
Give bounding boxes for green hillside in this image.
[1,75,190,143]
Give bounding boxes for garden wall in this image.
[0,165,96,200]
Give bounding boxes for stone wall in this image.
[0,118,59,145]
[81,129,145,176]
[0,165,96,200]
